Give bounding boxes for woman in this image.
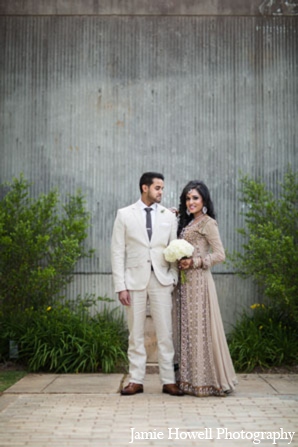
[173,180,237,396]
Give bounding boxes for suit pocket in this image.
[126,255,139,268]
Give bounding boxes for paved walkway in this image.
[0,373,297,447]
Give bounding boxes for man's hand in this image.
[118,290,131,306]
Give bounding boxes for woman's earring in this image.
[202,206,207,214]
[186,209,191,216]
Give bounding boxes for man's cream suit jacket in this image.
[111,202,178,293]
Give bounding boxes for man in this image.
[111,172,183,396]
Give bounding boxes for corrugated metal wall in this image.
[0,16,297,329]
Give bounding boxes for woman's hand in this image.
[179,258,193,270]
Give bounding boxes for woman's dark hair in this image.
[139,172,164,193]
[177,180,216,236]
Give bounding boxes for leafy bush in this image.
[0,176,128,373]
[0,297,128,373]
[227,168,298,371]
[230,167,298,319]
[0,175,93,313]
[228,304,298,372]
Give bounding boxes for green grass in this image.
[0,371,27,392]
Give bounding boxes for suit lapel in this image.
[131,203,148,240]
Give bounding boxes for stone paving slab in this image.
[3,374,59,394]
[4,373,124,394]
[1,374,298,447]
[5,373,297,396]
[260,375,298,395]
[123,373,298,397]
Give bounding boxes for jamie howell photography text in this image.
[129,427,296,445]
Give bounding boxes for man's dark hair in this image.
[139,172,164,193]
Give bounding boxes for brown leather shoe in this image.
[121,382,144,396]
[162,383,184,396]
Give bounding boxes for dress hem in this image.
[178,381,228,397]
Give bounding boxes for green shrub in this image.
[0,175,93,313]
[227,168,298,371]
[228,304,298,372]
[229,167,298,319]
[0,297,128,373]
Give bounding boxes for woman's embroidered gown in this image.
[173,216,238,396]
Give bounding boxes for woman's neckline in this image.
[188,214,207,227]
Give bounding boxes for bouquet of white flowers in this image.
[164,239,194,284]
[164,239,194,262]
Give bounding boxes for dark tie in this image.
[145,207,153,241]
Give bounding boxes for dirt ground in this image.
[0,361,27,371]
